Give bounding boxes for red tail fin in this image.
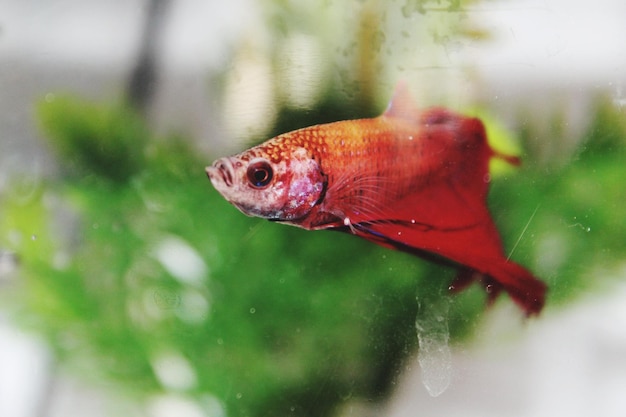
[451,261,546,316]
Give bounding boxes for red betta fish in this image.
[206,85,547,316]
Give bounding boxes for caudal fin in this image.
[450,261,546,316]
[492,261,546,316]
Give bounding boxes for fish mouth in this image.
[206,158,235,187]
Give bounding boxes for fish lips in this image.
[206,158,235,188]
[205,160,276,219]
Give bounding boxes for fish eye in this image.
[246,159,274,188]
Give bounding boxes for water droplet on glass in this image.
[415,295,452,397]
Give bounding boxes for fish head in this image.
[206,146,326,222]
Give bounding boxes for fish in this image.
[206,84,547,316]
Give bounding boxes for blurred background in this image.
[1,0,626,416]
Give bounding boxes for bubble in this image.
[249,307,256,314]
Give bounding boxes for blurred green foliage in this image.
[0,93,625,417]
[37,96,149,182]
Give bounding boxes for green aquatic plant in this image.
[1,92,624,416]
[0,95,463,416]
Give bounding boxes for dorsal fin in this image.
[382,81,420,122]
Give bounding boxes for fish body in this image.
[206,86,546,315]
